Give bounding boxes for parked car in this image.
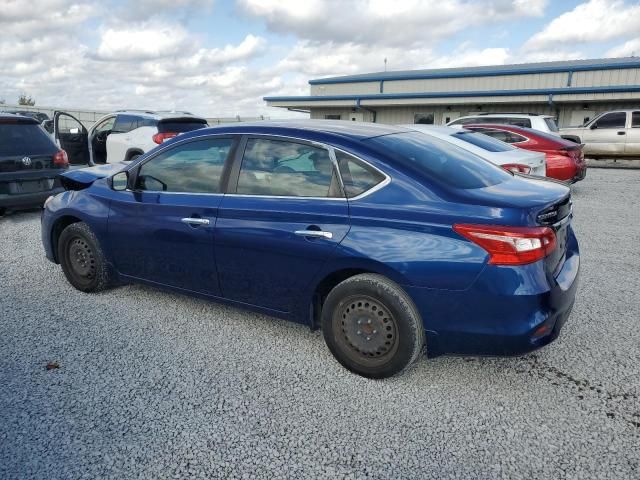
[0,113,68,215]
[2,110,54,133]
[41,121,579,378]
[462,124,586,183]
[53,110,208,165]
[406,125,546,176]
[448,113,560,136]
[559,110,640,156]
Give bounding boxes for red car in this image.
[462,124,587,183]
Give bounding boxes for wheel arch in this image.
[124,148,144,161]
[50,215,83,263]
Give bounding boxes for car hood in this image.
[59,163,126,190]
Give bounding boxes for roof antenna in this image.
[384,58,387,72]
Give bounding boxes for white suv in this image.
[447,113,560,136]
[52,110,208,165]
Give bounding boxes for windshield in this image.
[367,132,512,189]
[452,131,515,152]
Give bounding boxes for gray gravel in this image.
[1,169,639,479]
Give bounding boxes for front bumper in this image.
[406,228,580,357]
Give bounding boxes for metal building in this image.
[265,57,640,127]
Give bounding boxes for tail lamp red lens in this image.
[453,224,556,265]
[502,163,531,174]
[152,132,178,144]
[53,149,69,167]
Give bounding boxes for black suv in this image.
[0,114,68,215]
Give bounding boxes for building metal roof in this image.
[307,57,640,85]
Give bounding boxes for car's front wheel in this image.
[58,222,113,292]
[321,274,425,378]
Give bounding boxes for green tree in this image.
[18,93,35,106]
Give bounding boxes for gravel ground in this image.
[1,169,639,479]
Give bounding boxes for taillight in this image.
[502,163,531,174]
[152,132,178,144]
[453,224,556,265]
[53,150,69,167]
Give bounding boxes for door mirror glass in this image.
[112,171,129,191]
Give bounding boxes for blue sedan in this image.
[41,121,579,378]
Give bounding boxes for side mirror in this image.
[589,123,597,130]
[112,171,129,191]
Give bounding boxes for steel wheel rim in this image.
[67,237,96,280]
[333,295,399,367]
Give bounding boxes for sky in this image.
[1,0,640,119]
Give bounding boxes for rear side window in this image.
[632,112,640,128]
[452,131,514,152]
[236,138,341,197]
[0,123,57,156]
[136,138,233,193]
[113,115,139,133]
[367,132,511,189]
[336,150,386,198]
[543,117,559,132]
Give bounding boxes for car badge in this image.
[21,156,32,166]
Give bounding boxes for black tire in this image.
[128,153,141,161]
[57,222,113,292]
[321,274,425,378]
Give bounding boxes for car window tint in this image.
[237,138,341,197]
[593,112,626,129]
[544,117,559,132]
[452,131,514,152]
[468,128,527,144]
[367,132,511,190]
[336,150,386,198]
[631,112,640,128]
[113,115,139,133]
[136,138,232,193]
[139,117,158,128]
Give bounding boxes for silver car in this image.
[560,110,640,156]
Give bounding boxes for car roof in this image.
[403,125,463,136]
[0,112,39,124]
[113,110,201,120]
[184,120,410,141]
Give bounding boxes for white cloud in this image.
[239,0,548,47]
[96,24,192,61]
[607,38,640,57]
[524,0,640,51]
[0,0,96,39]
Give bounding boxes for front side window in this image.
[136,138,233,193]
[336,150,386,198]
[592,112,626,129]
[236,138,341,197]
[631,112,640,128]
[544,117,559,132]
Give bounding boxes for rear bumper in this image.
[407,227,580,357]
[0,170,64,210]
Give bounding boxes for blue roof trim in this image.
[308,60,640,85]
[264,85,640,102]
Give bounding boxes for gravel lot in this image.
[1,169,639,479]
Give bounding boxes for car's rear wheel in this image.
[58,222,112,292]
[321,274,425,378]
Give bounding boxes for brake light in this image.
[53,149,69,167]
[502,163,531,174]
[453,224,556,265]
[152,132,178,144]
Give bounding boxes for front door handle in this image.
[181,217,210,226]
[294,230,333,239]
[617,131,626,135]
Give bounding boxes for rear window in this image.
[0,123,57,156]
[544,117,559,132]
[452,131,514,152]
[158,118,208,134]
[367,132,511,189]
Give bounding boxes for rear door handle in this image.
[617,131,626,135]
[181,217,210,226]
[294,230,333,239]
